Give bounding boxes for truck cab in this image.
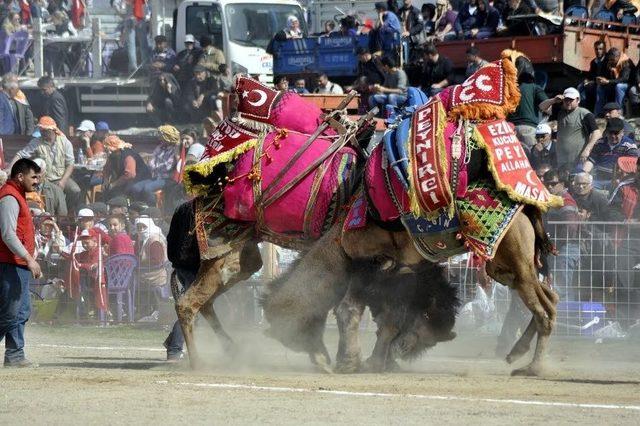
[174,0,306,81]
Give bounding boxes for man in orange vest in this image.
[0,159,42,367]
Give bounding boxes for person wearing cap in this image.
[102,135,151,201]
[539,87,601,170]
[346,48,385,100]
[197,35,226,75]
[150,35,177,78]
[130,125,181,206]
[603,102,634,140]
[93,121,110,146]
[528,123,557,170]
[173,34,203,86]
[75,120,96,158]
[35,76,69,134]
[0,159,42,368]
[583,117,639,187]
[10,116,82,213]
[183,64,223,120]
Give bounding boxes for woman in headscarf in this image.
[129,125,181,206]
[135,217,168,320]
[270,14,305,45]
[102,134,152,200]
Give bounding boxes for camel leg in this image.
[334,279,365,373]
[364,313,399,373]
[176,258,225,369]
[505,316,536,364]
[199,296,235,355]
[509,278,557,376]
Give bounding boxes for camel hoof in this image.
[334,357,362,374]
[310,352,333,374]
[511,364,543,377]
[384,359,402,372]
[362,357,385,373]
[505,345,530,364]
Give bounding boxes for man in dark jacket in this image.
[420,44,453,96]
[172,34,203,87]
[579,40,607,110]
[183,65,222,120]
[398,0,423,62]
[163,200,200,361]
[35,76,68,134]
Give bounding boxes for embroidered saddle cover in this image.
[223,130,357,246]
[351,51,562,260]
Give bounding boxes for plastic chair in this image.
[105,254,138,322]
[565,5,588,19]
[0,31,13,74]
[621,14,638,26]
[594,10,615,22]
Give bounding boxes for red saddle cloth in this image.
[223,131,357,243]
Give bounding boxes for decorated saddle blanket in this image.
[223,130,357,245]
[184,75,339,196]
[353,51,562,260]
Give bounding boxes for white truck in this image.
[173,0,307,80]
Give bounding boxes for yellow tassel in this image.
[471,127,563,211]
[183,139,258,195]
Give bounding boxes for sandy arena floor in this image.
[1,323,639,425]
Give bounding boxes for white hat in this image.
[187,143,205,160]
[535,123,552,135]
[563,87,580,99]
[77,120,96,132]
[77,208,94,218]
[185,34,195,43]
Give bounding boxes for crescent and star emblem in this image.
[525,169,537,186]
[242,89,268,107]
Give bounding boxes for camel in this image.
[172,198,557,376]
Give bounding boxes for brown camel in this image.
[339,207,559,376]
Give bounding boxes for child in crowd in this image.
[73,229,108,318]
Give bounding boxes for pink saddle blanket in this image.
[223,131,357,241]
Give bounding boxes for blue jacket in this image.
[0,92,16,135]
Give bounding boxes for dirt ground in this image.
[1,322,639,425]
